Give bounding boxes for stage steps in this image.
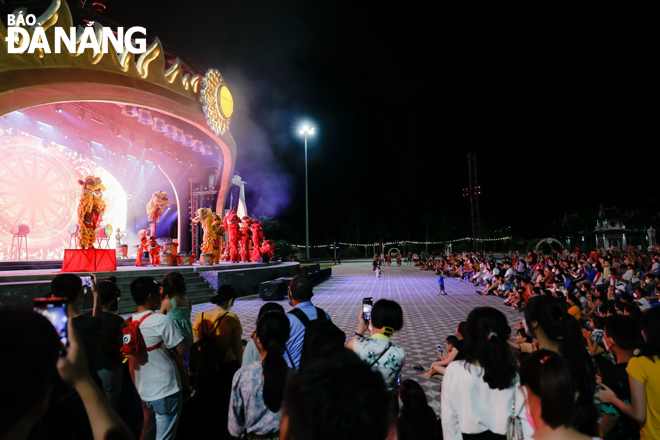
[0,267,216,313]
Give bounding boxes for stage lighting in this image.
[78,108,85,120]
[192,140,203,152]
[152,118,166,132]
[55,104,62,113]
[137,109,153,125]
[183,134,194,147]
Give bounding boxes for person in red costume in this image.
[223,210,241,263]
[239,216,253,262]
[249,220,263,262]
[135,229,149,267]
[148,235,160,266]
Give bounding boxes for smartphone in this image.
[34,297,68,354]
[362,297,373,323]
[437,344,444,354]
[395,371,402,387]
[81,276,92,287]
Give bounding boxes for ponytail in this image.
[257,312,291,413]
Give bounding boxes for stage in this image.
[0,261,301,314]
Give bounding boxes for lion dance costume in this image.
[77,175,106,249]
[212,214,226,264]
[239,216,253,262]
[193,208,217,264]
[135,229,149,266]
[223,210,241,263]
[146,191,170,236]
[249,220,264,261]
[148,236,161,266]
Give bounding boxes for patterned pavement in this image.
[190,261,524,415]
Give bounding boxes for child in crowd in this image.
[438,270,447,295]
[375,263,381,280]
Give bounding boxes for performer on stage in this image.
[77,175,106,249]
[249,220,264,262]
[135,229,149,267]
[115,228,126,246]
[192,208,218,265]
[148,236,160,266]
[146,191,170,237]
[239,216,253,262]
[223,210,241,263]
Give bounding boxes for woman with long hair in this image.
[524,295,599,436]
[229,311,291,439]
[519,350,601,440]
[441,307,532,440]
[397,379,438,440]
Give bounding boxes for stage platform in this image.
[0,260,301,314]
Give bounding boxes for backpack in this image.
[188,312,228,375]
[120,312,163,362]
[289,307,345,368]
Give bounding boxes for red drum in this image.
[117,244,128,258]
[166,253,178,266]
[200,253,213,265]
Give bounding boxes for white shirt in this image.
[441,360,533,439]
[129,311,184,402]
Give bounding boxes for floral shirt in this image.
[353,333,405,388]
[228,362,283,437]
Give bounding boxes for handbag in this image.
[506,388,524,440]
[189,312,228,374]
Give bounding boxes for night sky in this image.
[14,1,657,245]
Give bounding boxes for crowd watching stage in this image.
[2,246,660,440]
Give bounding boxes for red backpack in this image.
[120,312,163,362]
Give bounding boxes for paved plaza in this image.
[190,261,523,415]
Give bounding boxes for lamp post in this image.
[299,125,315,260]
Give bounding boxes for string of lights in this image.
[291,237,512,248]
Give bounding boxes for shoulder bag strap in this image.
[370,342,392,367]
[289,308,310,327]
[210,312,228,335]
[285,347,295,367]
[314,307,328,322]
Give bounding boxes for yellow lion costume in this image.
[146,191,170,223]
[77,175,106,249]
[192,208,217,263]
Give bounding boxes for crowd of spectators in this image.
[2,245,659,440]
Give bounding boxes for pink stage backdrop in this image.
[0,129,126,260]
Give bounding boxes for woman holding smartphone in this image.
[347,299,405,390]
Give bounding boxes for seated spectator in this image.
[595,315,643,440]
[441,307,532,439]
[348,299,405,389]
[567,293,582,319]
[192,284,242,440]
[397,379,439,440]
[129,276,189,440]
[95,278,125,408]
[600,306,660,440]
[423,321,466,377]
[243,302,286,367]
[519,350,596,440]
[0,306,133,440]
[280,348,391,440]
[229,311,291,439]
[507,326,535,354]
[524,296,599,436]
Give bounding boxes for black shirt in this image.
[595,354,641,440]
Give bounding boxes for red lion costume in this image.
[146,191,170,237]
[77,175,106,249]
[249,220,264,262]
[223,210,241,263]
[148,236,161,266]
[239,216,253,262]
[135,229,149,266]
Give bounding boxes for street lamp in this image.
[299,124,315,260]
